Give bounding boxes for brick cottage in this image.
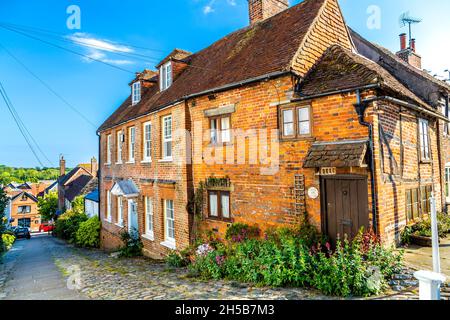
[97,0,450,258]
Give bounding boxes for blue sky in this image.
[0,0,449,168]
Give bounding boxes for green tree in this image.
[72,196,85,215]
[37,192,59,221]
[0,188,9,252]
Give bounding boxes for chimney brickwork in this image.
[248,0,289,25]
[396,34,422,70]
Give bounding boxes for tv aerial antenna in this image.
[399,12,422,43]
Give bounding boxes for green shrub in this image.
[188,227,403,297]
[225,223,260,243]
[400,214,450,244]
[166,250,190,268]
[2,233,15,251]
[75,217,101,248]
[55,210,88,242]
[118,230,143,258]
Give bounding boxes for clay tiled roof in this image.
[298,45,434,110]
[98,0,326,132]
[304,140,368,168]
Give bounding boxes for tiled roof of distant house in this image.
[98,0,327,132]
[64,174,95,202]
[10,191,38,203]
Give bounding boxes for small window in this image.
[406,188,420,222]
[17,206,31,214]
[208,191,231,221]
[419,119,430,161]
[420,185,433,215]
[143,122,152,162]
[280,106,312,139]
[162,115,172,160]
[209,115,231,144]
[116,131,123,164]
[117,196,123,226]
[441,100,449,135]
[160,62,172,91]
[106,191,112,222]
[106,134,112,164]
[145,197,154,238]
[129,127,136,162]
[132,82,141,105]
[445,166,450,202]
[164,199,175,243]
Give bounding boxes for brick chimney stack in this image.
[59,155,66,177]
[396,34,422,70]
[90,157,98,177]
[248,0,289,25]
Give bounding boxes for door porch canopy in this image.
[110,179,140,198]
[303,140,368,168]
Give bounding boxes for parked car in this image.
[14,227,31,240]
[39,223,55,233]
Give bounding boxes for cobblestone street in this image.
[1,235,448,300]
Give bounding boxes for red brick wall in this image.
[99,102,192,259]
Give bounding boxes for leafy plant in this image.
[75,217,101,248]
[55,210,88,242]
[37,192,58,221]
[166,250,190,268]
[225,223,260,243]
[0,188,8,253]
[118,229,143,258]
[1,233,15,251]
[400,213,450,244]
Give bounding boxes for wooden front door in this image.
[321,176,369,246]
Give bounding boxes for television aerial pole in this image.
[399,12,422,44]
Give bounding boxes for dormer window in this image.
[160,62,172,91]
[132,81,141,105]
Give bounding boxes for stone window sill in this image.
[158,158,173,163]
[142,233,154,241]
[160,240,176,250]
[115,223,124,228]
[141,159,152,164]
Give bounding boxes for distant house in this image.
[57,156,98,212]
[36,180,58,198]
[8,191,40,232]
[84,189,99,218]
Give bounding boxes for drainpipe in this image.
[354,90,378,234]
[96,131,101,221]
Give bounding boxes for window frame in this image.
[207,190,231,222]
[279,105,312,140]
[420,185,433,216]
[132,81,141,106]
[116,131,123,164]
[164,199,175,244]
[406,188,420,223]
[162,115,173,160]
[117,196,123,226]
[106,134,112,165]
[418,118,431,162]
[128,126,136,163]
[17,205,31,214]
[160,62,172,91]
[142,121,152,162]
[445,165,450,203]
[144,197,154,240]
[209,115,232,144]
[106,190,112,222]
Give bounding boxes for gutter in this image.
[97,70,291,134]
[291,84,381,102]
[96,131,101,221]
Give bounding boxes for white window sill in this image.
[160,240,176,250]
[115,222,124,228]
[104,163,111,166]
[115,162,123,165]
[141,159,152,164]
[104,218,112,224]
[126,160,135,164]
[142,233,154,241]
[158,158,173,163]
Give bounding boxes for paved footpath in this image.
[1,234,439,300]
[0,235,85,300]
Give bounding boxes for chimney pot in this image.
[410,38,416,52]
[90,157,98,177]
[399,33,407,50]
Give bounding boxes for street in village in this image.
[1,234,449,301]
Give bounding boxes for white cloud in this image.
[203,5,214,14]
[227,0,236,6]
[68,33,135,65]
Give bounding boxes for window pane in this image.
[221,193,230,218]
[210,119,217,143]
[221,117,231,143]
[209,193,218,217]
[283,110,294,136]
[298,108,309,121]
[299,122,310,135]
